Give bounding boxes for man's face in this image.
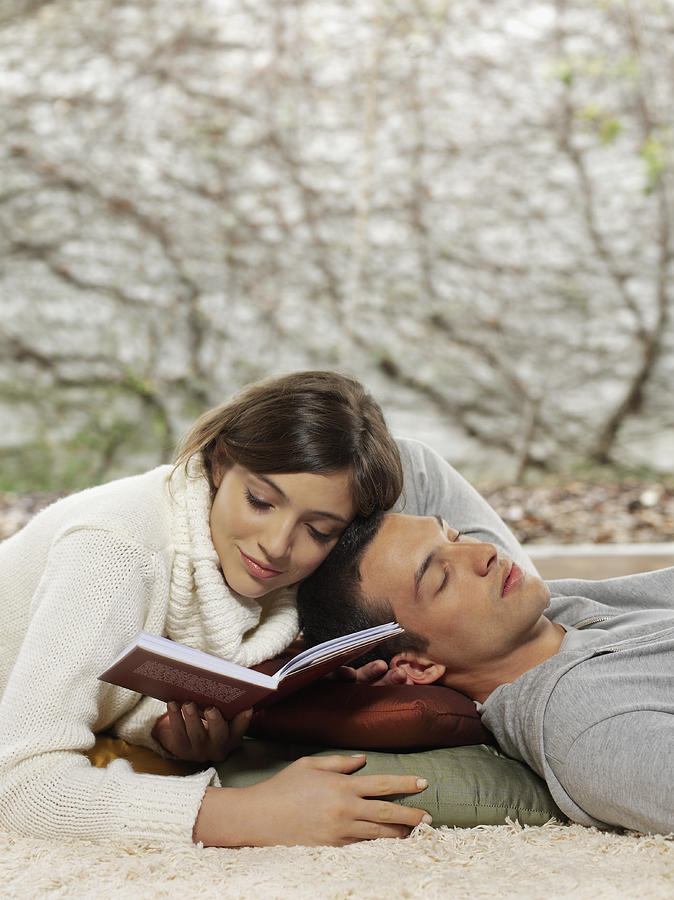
[359,514,551,678]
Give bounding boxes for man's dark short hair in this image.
[297,512,429,665]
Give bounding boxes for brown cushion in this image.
[249,681,494,750]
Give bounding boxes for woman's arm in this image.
[193,755,431,846]
[0,528,213,843]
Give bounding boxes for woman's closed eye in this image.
[245,489,272,510]
[307,524,334,544]
[246,489,335,544]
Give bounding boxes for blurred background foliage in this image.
[1,0,673,491]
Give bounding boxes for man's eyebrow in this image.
[414,551,435,598]
[255,474,349,523]
[413,516,445,598]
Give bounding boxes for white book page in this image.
[276,622,403,678]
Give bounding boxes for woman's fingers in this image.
[331,660,386,682]
[294,755,432,832]
[355,659,388,681]
[302,753,369,774]
[165,700,192,755]
[305,755,429,801]
[355,796,431,828]
[334,659,408,685]
[374,666,409,685]
[353,772,430,799]
[182,704,253,762]
[182,702,211,757]
[225,707,253,748]
[154,703,244,762]
[202,707,230,746]
[202,706,252,756]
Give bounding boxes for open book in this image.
[99,623,403,718]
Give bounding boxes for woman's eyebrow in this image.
[256,473,287,499]
[255,474,349,523]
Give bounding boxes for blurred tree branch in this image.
[1,0,672,487]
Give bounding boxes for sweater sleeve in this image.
[394,437,537,574]
[0,527,215,844]
[111,694,173,755]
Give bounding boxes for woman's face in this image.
[210,464,356,598]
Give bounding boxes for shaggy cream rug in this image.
[2,821,672,900]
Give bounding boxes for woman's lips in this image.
[502,562,524,596]
[238,548,283,580]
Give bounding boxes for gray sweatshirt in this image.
[481,567,674,834]
[394,437,536,573]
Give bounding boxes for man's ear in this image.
[389,651,446,686]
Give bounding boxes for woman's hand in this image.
[152,702,252,763]
[193,754,432,847]
[333,658,408,686]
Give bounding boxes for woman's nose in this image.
[259,516,294,561]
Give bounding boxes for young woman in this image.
[0,371,435,847]
[0,370,532,847]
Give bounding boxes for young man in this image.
[298,513,674,836]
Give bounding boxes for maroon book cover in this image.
[99,624,402,718]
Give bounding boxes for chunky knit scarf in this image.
[164,457,299,667]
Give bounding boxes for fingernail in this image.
[416,778,428,789]
[205,708,217,720]
[350,753,366,758]
[421,814,433,825]
[184,702,197,715]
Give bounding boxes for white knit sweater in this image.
[0,461,299,844]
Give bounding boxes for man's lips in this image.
[502,562,524,597]
[238,548,284,580]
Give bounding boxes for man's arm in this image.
[552,710,674,834]
[547,566,674,619]
[394,437,537,574]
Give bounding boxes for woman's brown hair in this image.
[173,371,403,516]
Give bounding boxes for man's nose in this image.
[460,540,498,575]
